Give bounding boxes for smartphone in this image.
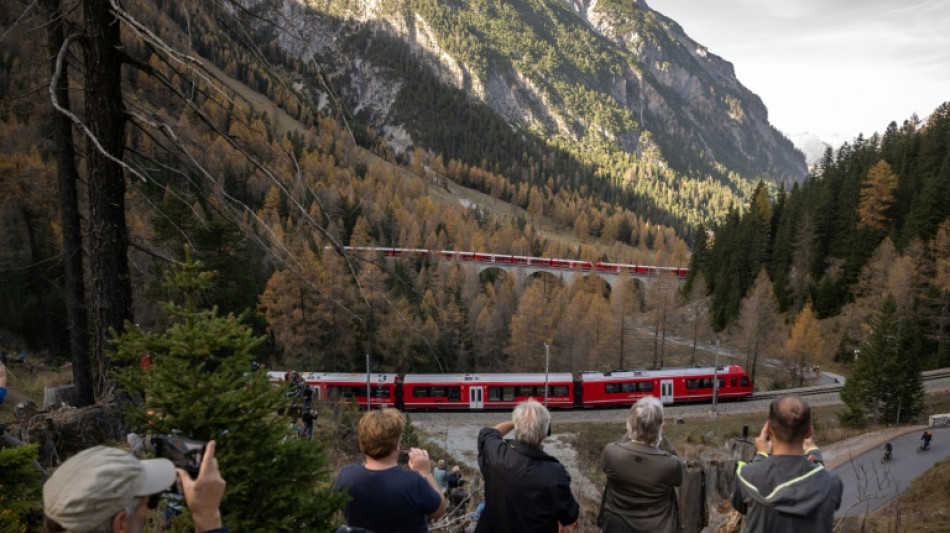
[154,435,207,481]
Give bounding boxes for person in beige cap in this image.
[43,440,227,533]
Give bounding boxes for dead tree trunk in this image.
[82,0,132,397]
[44,0,95,407]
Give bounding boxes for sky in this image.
[646,0,950,142]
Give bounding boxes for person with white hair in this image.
[475,399,579,533]
[598,396,684,533]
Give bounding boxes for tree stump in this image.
[44,385,77,409]
[696,439,756,533]
[677,459,706,532]
[8,400,126,466]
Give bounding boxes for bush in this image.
[0,443,43,532]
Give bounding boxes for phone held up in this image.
[153,435,207,489]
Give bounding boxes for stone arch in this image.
[477,266,511,286]
[524,270,564,291]
[576,274,612,299]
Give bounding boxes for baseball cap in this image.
[43,446,177,532]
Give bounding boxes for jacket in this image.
[600,440,684,533]
[730,450,842,533]
[475,427,580,533]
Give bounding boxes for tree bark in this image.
[19,207,57,358]
[44,0,95,407]
[82,0,132,396]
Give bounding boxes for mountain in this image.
[271,0,807,226]
[789,132,832,169]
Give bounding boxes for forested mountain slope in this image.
[691,104,950,368]
[266,0,806,234]
[0,0,698,374]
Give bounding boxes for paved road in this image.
[834,426,950,517]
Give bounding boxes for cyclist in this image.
[883,441,893,461]
[921,430,933,451]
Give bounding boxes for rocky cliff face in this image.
[282,0,806,184]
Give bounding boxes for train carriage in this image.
[292,372,400,409]
[401,373,576,410]
[579,365,752,406]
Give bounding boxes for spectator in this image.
[303,386,314,409]
[333,408,446,532]
[434,460,448,492]
[302,409,316,441]
[446,465,465,489]
[731,395,842,532]
[43,440,227,533]
[599,396,683,532]
[0,363,7,405]
[475,399,580,533]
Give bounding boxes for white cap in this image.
[43,446,176,532]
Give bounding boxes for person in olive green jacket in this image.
[599,396,684,533]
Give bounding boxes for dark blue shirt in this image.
[333,465,441,533]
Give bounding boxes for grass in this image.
[0,364,73,424]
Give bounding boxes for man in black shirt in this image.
[475,399,579,533]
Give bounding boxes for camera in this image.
[153,435,207,481]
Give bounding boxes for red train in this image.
[270,365,752,410]
[344,246,689,278]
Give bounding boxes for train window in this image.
[552,385,569,397]
[605,383,620,394]
[503,387,515,401]
[686,379,699,389]
[516,386,537,397]
[731,377,737,387]
[414,387,430,398]
[741,376,750,387]
[432,386,446,398]
[718,378,725,389]
[488,387,502,402]
[371,386,389,399]
[447,387,461,401]
[621,382,636,393]
[639,382,654,392]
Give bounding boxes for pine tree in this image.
[840,295,924,426]
[112,250,343,532]
[0,443,43,532]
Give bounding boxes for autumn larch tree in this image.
[737,269,781,384]
[857,160,899,231]
[784,302,821,387]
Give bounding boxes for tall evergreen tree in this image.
[840,295,924,426]
[112,251,343,532]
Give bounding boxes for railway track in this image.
[752,368,950,401]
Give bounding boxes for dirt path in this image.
[416,418,602,502]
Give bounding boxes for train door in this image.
[469,386,485,409]
[659,380,674,404]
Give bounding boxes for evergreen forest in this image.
[691,105,950,371]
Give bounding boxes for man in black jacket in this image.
[475,399,579,533]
